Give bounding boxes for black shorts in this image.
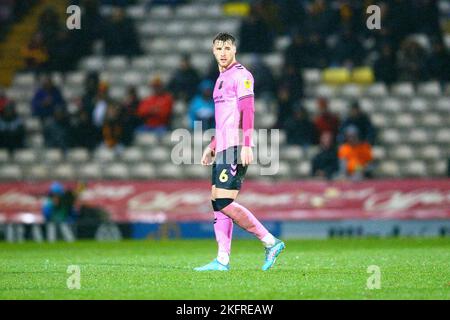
[211,146,248,190]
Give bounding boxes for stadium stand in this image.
[0,0,449,182]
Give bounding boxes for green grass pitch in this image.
[1,238,449,299]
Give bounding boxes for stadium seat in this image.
[146,146,170,162]
[371,113,388,128]
[436,97,450,112]
[377,161,400,177]
[380,97,403,113]
[372,146,386,160]
[131,56,155,71]
[366,83,388,97]
[93,148,116,162]
[15,102,31,117]
[24,119,41,133]
[410,98,428,113]
[28,164,49,180]
[402,161,428,177]
[430,160,447,176]
[419,145,442,160]
[322,68,351,85]
[158,163,184,179]
[106,56,129,71]
[315,84,337,98]
[303,69,321,84]
[391,82,415,97]
[135,133,158,147]
[0,164,22,180]
[358,98,376,113]
[104,163,130,179]
[130,163,156,179]
[65,71,86,87]
[420,114,442,127]
[306,146,320,160]
[13,73,35,88]
[149,6,172,19]
[78,163,102,179]
[281,145,304,162]
[328,99,347,115]
[341,84,363,98]
[380,129,402,144]
[66,148,90,163]
[122,147,144,163]
[293,161,312,177]
[28,134,44,148]
[394,113,415,128]
[436,128,450,143]
[13,149,37,164]
[184,165,209,179]
[351,67,374,84]
[53,164,76,180]
[80,56,104,72]
[42,149,63,163]
[391,145,414,160]
[407,129,429,144]
[126,5,146,19]
[417,82,441,96]
[0,149,10,162]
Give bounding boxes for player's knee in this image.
[215,198,234,211]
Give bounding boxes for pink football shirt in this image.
[213,61,254,153]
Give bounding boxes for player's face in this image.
[212,40,236,69]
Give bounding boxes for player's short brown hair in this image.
[212,32,236,45]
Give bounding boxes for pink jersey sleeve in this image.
[236,71,254,100]
[238,96,254,147]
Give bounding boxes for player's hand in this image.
[240,146,253,166]
[201,147,215,166]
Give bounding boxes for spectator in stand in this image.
[102,102,125,153]
[92,81,110,128]
[121,86,141,145]
[313,98,340,142]
[136,76,173,136]
[37,6,61,49]
[277,63,303,102]
[305,32,329,69]
[338,126,373,181]
[332,28,365,67]
[249,54,276,100]
[43,108,70,151]
[427,40,450,84]
[69,108,99,150]
[22,32,48,73]
[0,87,12,114]
[168,54,200,103]
[42,182,76,242]
[31,76,66,121]
[277,0,306,34]
[284,33,308,70]
[275,83,295,129]
[284,104,317,149]
[374,44,397,85]
[238,3,274,53]
[397,39,428,83]
[81,72,100,115]
[188,80,215,131]
[338,101,376,145]
[103,6,141,56]
[303,0,334,36]
[0,103,25,153]
[311,132,339,180]
[47,29,76,72]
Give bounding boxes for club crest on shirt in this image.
[244,79,251,89]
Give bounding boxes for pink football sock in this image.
[214,211,233,255]
[221,202,269,240]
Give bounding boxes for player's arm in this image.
[201,136,216,166]
[237,73,255,166]
[239,95,254,166]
